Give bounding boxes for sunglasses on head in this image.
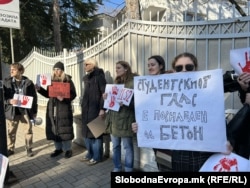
[174,64,194,72]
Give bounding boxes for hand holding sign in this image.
[116,88,134,106]
[103,84,134,111]
[103,84,124,111]
[36,73,51,88]
[13,94,33,109]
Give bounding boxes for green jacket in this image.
[105,76,136,137]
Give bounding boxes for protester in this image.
[132,55,173,172]
[133,52,233,172]
[169,52,215,171]
[228,72,250,159]
[103,60,138,172]
[36,61,76,158]
[4,63,38,157]
[80,58,107,165]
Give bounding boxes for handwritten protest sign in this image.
[0,154,9,188]
[103,84,124,111]
[48,82,70,98]
[13,94,33,109]
[230,47,250,74]
[134,69,227,153]
[116,87,134,106]
[199,153,250,172]
[36,73,51,88]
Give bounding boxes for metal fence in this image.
[14,16,250,171]
[19,17,250,113]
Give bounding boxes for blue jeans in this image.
[111,135,134,172]
[54,141,72,151]
[84,137,103,162]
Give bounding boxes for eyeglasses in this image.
[53,68,61,71]
[84,64,91,66]
[174,64,194,72]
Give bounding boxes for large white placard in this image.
[0,0,20,29]
[134,69,227,153]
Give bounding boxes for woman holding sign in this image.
[170,52,234,171]
[169,52,214,171]
[36,61,77,158]
[104,61,138,172]
[133,53,233,172]
[132,55,174,172]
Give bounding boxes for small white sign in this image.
[13,94,33,109]
[103,84,124,111]
[36,73,51,88]
[115,87,134,106]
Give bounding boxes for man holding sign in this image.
[3,63,38,157]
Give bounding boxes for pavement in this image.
[4,124,113,188]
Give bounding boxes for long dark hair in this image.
[114,61,137,84]
[148,55,166,74]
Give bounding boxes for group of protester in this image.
[132,53,250,172]
[3,52,250,179]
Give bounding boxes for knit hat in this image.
[53,61,64,71]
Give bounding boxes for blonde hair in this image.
[84,58,98,67]
[51,71,70,82]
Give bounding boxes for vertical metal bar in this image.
[10,28,14,63]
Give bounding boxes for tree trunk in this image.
[125,0,141,20]
[53,0,62,52]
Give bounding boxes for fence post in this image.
[63,48,67,73]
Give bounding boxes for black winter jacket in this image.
[4,75,38,120]
[81,68,107,138]
[37,74,76,141]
